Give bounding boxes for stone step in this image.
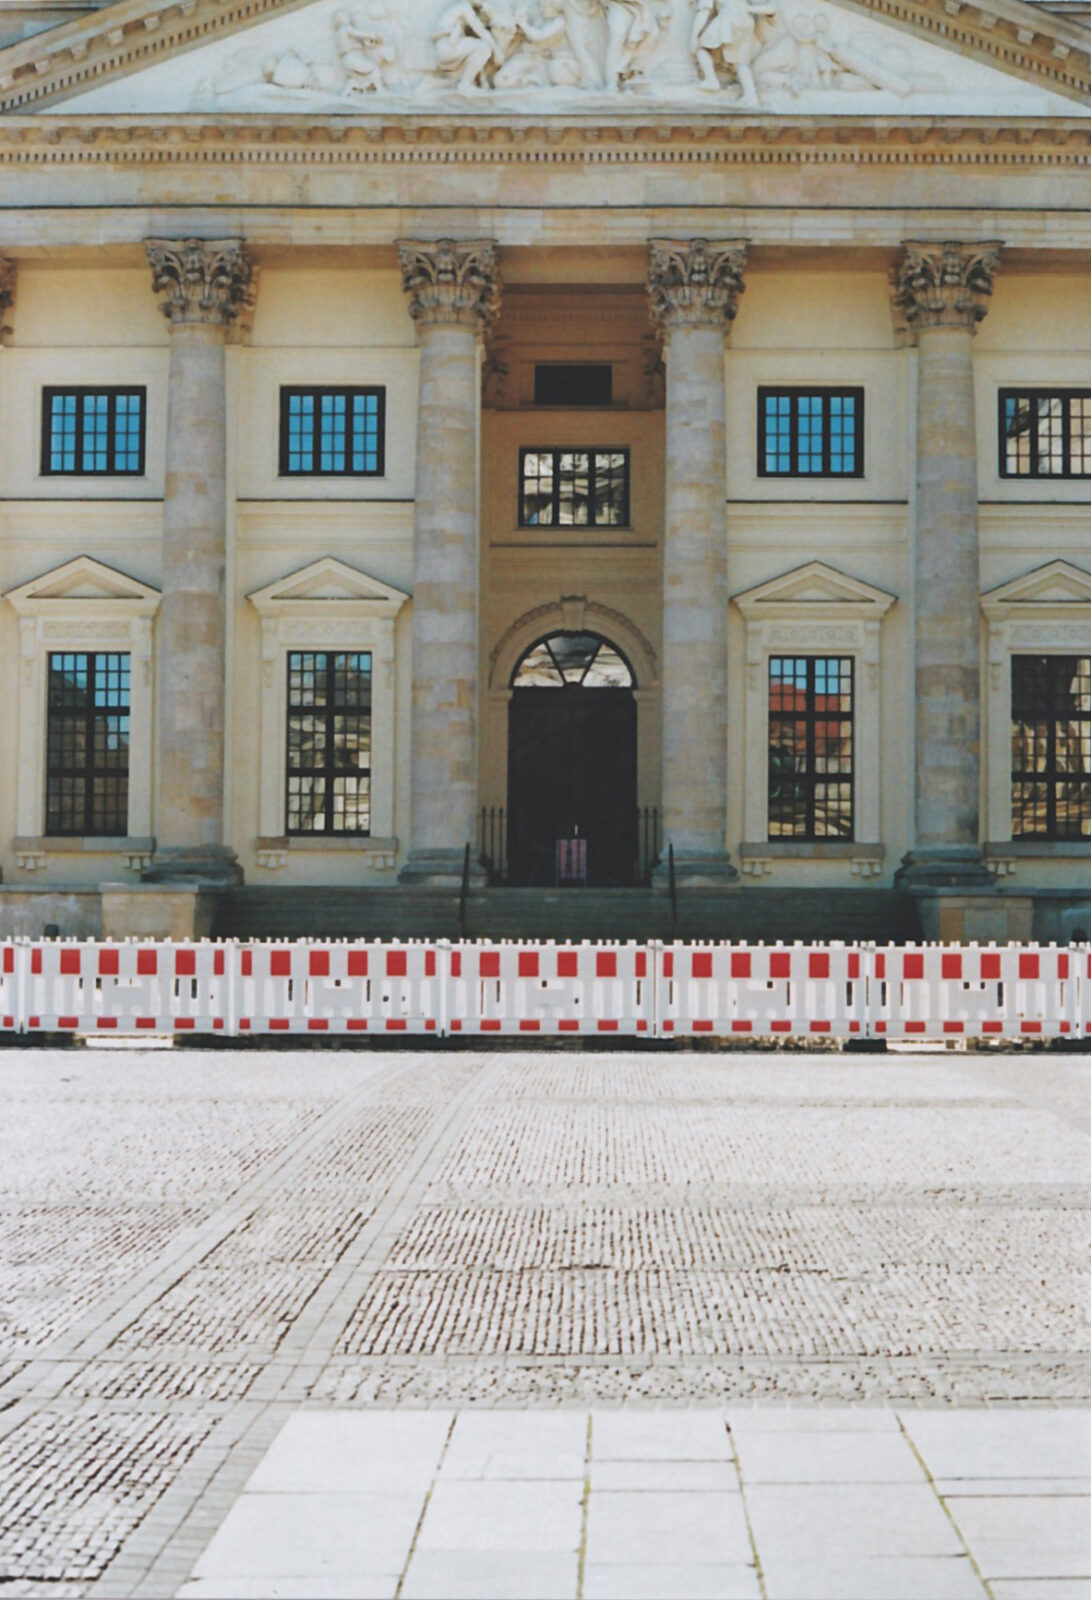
[215,887,921,944]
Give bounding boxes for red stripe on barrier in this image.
[692,953,712,978]
[213,1018,224,1031]
[449,1018,462,1031]
[136,1017,157,1028]
[942,954,961,979]
[31,950,41,975]
[662,953,674,978]
[809,1021,831,1033]
[943,1021,964,1033]
[270,950,291,977]
[308,1019,329,1030]
[848,954,860,979]
[137,949,157,976]
[597,952,617,978]
[176,949,197,976]
[558,951,578,977]
[450,952,461,978]
[239,1018,251,1030]
[519,1019,540,1031]
[635,952,646,977]
[425,1020,436,1032]
[2,947,12,973]
[637,1019,647,1032]
[348,1019,369,1031]
[662,1018,674,1032]
[241,951,253,977]
[96,1016,118,1028]
[771,1020,791,1033]
[175,1018,195,1030]
[385,1019,407,1031]
[731,953,750,978]
[481,1019,501,1032]
[270,1018,290,1030]
[1021,1021,1042,1033]
[214,950,225,976]
[875,1020,887,1033]
[309,951,329,977]
[849,1021,860,1033]
[693,1020,713,1032]
[559,1019,580,1032]
[28,1016,39,1029]
[981,953,1001,979]
[1020,955,1040,980]
[519,952,539,977]
[903,954,923,980]
[905,1021,926,1033]
[426,951,437,977]
[58,1017,78,1029]
[770,953,791,978]
[731,1020,752,1033]
[480,952,500,978]
[98,949,119,976]
[60,951,80,976]
[809,955,830,979]
[597,1019,619,1031]
[983,1021,1003,1033]
[2,1016,13,1028]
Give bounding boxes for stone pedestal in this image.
[397,239,499,886]
[143,239,253,889]
[100,884,219,941]
[892,241,1002,903]
[647,239,747,886]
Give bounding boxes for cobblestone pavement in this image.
[0,1047,1089,1597]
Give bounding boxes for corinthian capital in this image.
[397,238,500,331]
[647,239,748,335]
[145,238,254,327]
[892,241,1002,334]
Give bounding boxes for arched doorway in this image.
[507,631,637,887]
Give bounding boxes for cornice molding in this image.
[0,0,1090,115]
[2,115,1091,169]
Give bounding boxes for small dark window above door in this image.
[534,364,612,407]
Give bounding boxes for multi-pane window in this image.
[42,388,145,476]
[286,652,372,835]
[519,448,630,527]
[1011,655,1091,839]
[758,388,863,478]
[768,656,854,840]
[279,388,385,477]
[46,653,130,835]
[999,390,1091,478]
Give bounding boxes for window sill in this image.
[739,841,884,879]
[256,835,397,870]
[985,839,1091,878]
[14,836,154,872]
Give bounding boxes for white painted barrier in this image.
[23,941,227,1033]
[2,938,1087,1041]
[657,942,867,1038]
[233,941,442,1035]
[872,944,1078,1040]
[445,941,652,1036]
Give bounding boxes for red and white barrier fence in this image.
[1,939,1088,1042]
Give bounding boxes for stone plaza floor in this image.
[0,1047,1090,1598]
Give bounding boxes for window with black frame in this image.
[768,656,854,840]
[42,388,145,476]
[279,388,385,477]
[519,448,629,526]
[1011,655,1091,838]
[999,390,1091,479]
[286,651,372,835]
[758,388,863,478]
[46,652,130,835]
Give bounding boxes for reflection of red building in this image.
[768,661,855,840]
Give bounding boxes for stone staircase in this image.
[214,886,921,944]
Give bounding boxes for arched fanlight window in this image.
[511,632,635,689]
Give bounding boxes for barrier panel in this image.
[0,942,19,1030]
[233,941,441,1034]
[445,941,653,1035]
[873,943,1078,1039]
[23,941,227,1033]
[656,942,867,1038]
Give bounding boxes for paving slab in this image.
[946,1495,1091,1579]
[581,1562,761,1599]
[440,1410,587,1480]
[415,1479,583,1553]
[245,1410,453,1493]
[188,1490,424,1578]
[758,1554,988,1600]
[590,1411,734,1461]
[400,1550,579,1599]
[584,1489,753,1566]
[904,1409,1091,1481]
[743,1481,965,1560]
[732,1427,927,1483]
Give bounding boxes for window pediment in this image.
[982,560,1091,619]
[733,561,897,623]
[248,557,409,623]
[5,556,160,617]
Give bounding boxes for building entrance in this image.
[506,632,637,887]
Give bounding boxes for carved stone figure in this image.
[333,9,396,92]
[602,0,670,88]
[433,0,513,91]
[752,9,913,98]
[493,0,580,88]
[690,0,777,103]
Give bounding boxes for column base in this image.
[651,849,739,892]
[398,849,486,889]
[895,847,996,895]
[142,846,243,891]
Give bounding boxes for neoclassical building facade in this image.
[0,0,1089,938]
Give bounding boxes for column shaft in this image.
[894,240,1001,891]
[397,238,499,885]
[648,238,747,884]
[144,238,252,884]
[661,321,729,857]
[409,320,480,860]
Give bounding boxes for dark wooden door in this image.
[507,688,637,886]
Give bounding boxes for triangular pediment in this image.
[982,560,1091,612]
[5,556,160,612]
[7,0,1090,116]
[248,557,409,616]
[734,561,897,617]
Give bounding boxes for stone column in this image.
[143,238,253,885]
[893,240,1001,893]
[648,238,747,885]
[397,238,500,885]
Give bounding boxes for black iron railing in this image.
[479,806,660,887]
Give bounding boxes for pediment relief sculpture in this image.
[53,0,1088,115]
